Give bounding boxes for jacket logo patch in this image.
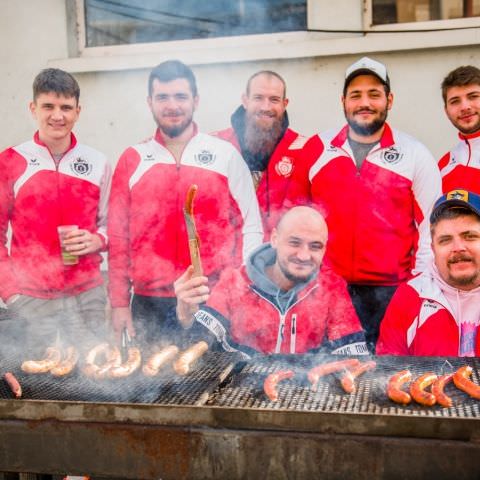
[143,154,155,161]
[29,158,40,166]
[275,156,293,177]
[418,299,443,327]
[382,147,403,165]
[195,150,215,166]
[70,157,92,176]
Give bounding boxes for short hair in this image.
[246,70,287,98]
[441,65,480,104]
[148,60,198,97]
[430,207,480,234]
[32,68,80,103]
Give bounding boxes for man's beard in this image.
[345,107,388,137]
[244,113,284,157]
[278,257,317,285]
[453,115,480,135]
[155,113,193,138]
[447,254,480,288]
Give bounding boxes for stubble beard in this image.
[155,112,193,139]
[345,108,388,137]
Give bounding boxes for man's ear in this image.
[270,227,278,248]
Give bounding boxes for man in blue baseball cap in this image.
[377,189,480,356]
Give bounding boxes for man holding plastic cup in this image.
[0,69,111,353]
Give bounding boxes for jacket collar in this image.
[459,130,480,141]
[331,122,395,150]
[153,123,198,146]
[33,131,78,154]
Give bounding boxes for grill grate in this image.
[0,349,240,405]
[208,354,480,417]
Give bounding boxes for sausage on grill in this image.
[143,345,179,377]
[340,360,377,394]
[173,341,209,376]
[432,373,454,408]
[264,370,295,402]
[83,343,122,379]
[109,347,142,378]
[308,359,361,392]
[410,372,437,406]
[387,369,412,405]
[50,346,79,377]
[3,372,22,398]
[21,347,62,374]
[453,366,480,400]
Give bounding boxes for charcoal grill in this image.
[1,320,480,480]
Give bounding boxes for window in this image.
[84,0,307,47]
[372,0,480,25]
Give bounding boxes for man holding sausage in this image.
[377,189,480,356]
[174,206,367,357]
[108,60,263,345]
[438,65,480,193]
[213,70,317,234]
[0,68,111,352]
[307,57,441,352]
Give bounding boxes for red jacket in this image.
[194,258,366,356]
[377,269,480,356]
[0,132,110,301]
[308,124,441,286]
[438,130,480,193]
[108,127,263,307]
[213,126,316,234]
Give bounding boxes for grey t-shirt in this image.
[348,137,378,170]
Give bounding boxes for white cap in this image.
[344,56,390,89]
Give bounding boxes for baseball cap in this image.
[430,189,480,223]
[344,56,390,90]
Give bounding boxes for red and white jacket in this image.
[213,127,316,235]
[193,261,367,357]
[438,131,480,193]
[108,127,263,307]
[0,132,111,301]
[376,268,480,356]
[308,123,441,286]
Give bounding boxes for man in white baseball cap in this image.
[307,56,441,352]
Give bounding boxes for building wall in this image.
[1,0,479,164]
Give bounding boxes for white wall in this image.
[1,0,479,164]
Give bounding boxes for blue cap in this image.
[430,189,480,223]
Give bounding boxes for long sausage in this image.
[95,347,122,379]
[173,341,209,376]
[83,343,122,379]
[308,359,361,392]
[410,372,437,406]
[453,365,480,400]
[4,372,22,398]
[264,370,295,402]
[387,369,412,405]
[340,360,377,394]
[109,347,142,378]
[432,373,454,408]
[143,345,179,377]
[21,347,62,374]
[50,346,79,377]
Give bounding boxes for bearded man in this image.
[307,57,441,352]
[108,60,263,344]
[214,71,318,234]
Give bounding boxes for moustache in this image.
[288,257,315,267]
[256,111,276,118]
[448,254,474,264]
[354,109,376,115]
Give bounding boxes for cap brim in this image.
[344,69,388,89]
[430,199,480,223]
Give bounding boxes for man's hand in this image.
[174,266,210,328]
[63,229,103,256]
[111,306,135,341]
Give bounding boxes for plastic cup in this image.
[57,225,79,265]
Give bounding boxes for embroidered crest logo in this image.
[383,147,403,165]
[70,157,92,176]
[275,157,293,177]
[195,150,215,166]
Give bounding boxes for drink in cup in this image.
[57,225,79,265]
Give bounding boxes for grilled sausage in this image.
[308,359,361,392]
[173,341,209,376]
[453,365,480,400]
[432,373,454,408]
[387,369,412,405]
[83,343,122,379]
[95,347,122,379]
[264,370,295,402]
[410,372,437,406]
[340,360,377,394]
[143,345,179,377]
[21,347,62,374]
[50,346,79,377]
[109,347,142,378]
[4,372,22,398]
